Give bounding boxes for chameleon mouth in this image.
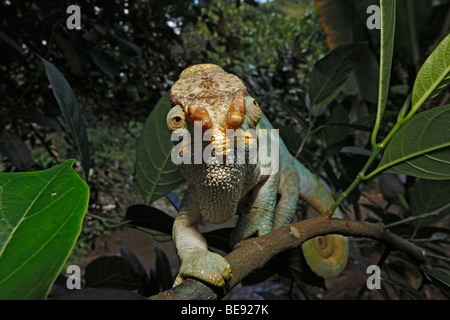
[204,135,258,168]
[175,125,259,175]
[206,130,257,156]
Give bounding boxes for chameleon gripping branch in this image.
[150,216,430,300]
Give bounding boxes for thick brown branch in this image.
[150,216,429,300]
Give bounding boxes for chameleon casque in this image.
[166,64,348,287]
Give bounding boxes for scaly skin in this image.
[166,64,348,287]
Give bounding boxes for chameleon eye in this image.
[243,96,261,129]
[172,116,182,125]
[167,105,186,131]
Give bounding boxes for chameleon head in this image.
[168,63,261,131]
[166,64,262,222]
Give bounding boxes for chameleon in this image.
[166,64,348,287]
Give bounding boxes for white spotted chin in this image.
[203,160,240,190]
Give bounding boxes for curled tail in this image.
[294,160,349,279]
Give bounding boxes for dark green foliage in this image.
[0,0,200,171]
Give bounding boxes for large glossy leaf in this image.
[0,159,89,299]
[376,105,450,179]
[40,58,90,179]
[411,33,450,113]
[135,93,185,205]
[308,43,366,108]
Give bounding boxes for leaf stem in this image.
[86,213,131,228]
[330,146,382,213]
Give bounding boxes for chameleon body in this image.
[166,64,348,287]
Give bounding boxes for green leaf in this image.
[424,267,450,287]
[313,0,380,103]
[372,0,396,145]
[0,31,25,56]
[0,160,89,299]
[308,43,367,108]
[155,247,173,291]
[135,93,185,205]
[383,278,425,300]
[321,101,353,153]
[424,267,450,298]
[40,57,90,179]
[124,204,174,236]
[84,256,141,290]
[119,248,154,296]
[0,131,32,171]
[89,49,120,79]
[411,33,450,114]
[376,105,450,179]
[314,0,354,50]
[409,179,450,227]
[354,46,380,104]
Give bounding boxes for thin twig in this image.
[425,252,450,262]
[383,211,440,230]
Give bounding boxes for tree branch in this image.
[149,216,430,300]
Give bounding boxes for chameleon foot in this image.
[174,250,231,287]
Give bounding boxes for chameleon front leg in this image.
[172,189,231,287]
[230,172,279,247]
[272,161,301,230]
